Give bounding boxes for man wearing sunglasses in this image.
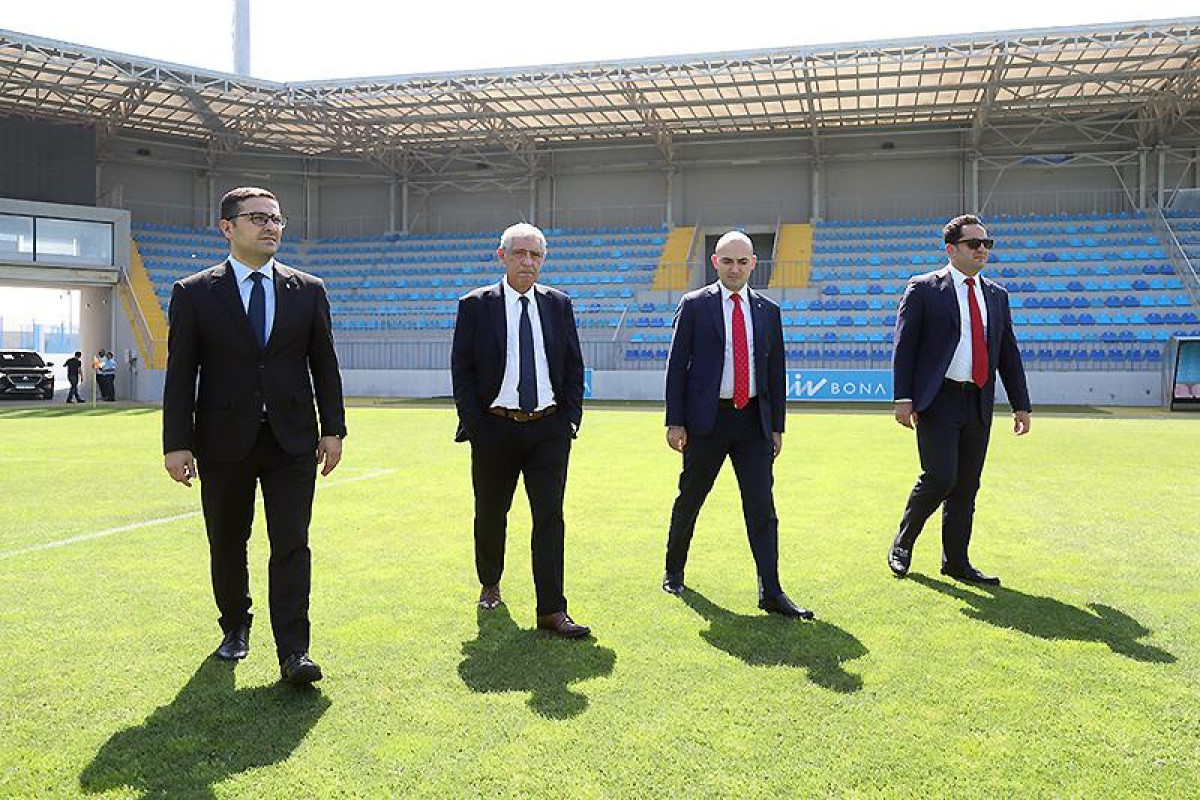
[888,214,1031,586]
[163,187,347,685]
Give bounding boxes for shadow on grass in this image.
[79,656,330,799]
[680,589,867,693]
[909,574,1175,663]
[0,405,155,418]
[458,605,616,719]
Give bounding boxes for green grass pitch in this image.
[0,403,1196,797]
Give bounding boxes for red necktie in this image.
[965,277,988,388]
[731,293,750,409]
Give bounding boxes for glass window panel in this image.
[35,218,113,266]
[0,214,34,262]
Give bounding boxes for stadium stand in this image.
[132,211,1200,373]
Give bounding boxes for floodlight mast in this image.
[233,0,250,76]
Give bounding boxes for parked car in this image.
[0,350,55,400]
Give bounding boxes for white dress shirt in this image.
[718,283,757,400]
[229,256,276,344]
[492,278,556,411]
[943,264,989,383]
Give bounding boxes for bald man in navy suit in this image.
[888,214,1031,586]
[661,231,813,619]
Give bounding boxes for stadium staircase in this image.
[768,223,813,289]
[652,226,695,290]
[121,238,169,369]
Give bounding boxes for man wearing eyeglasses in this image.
[162,187,346,685]
[888,214,1031,586]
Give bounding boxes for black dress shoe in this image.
[758,593,815,620]
[280,652,323,685]
[215,624,250,661]
[662,572,685,595]
[888,544,912,578]
[478,584,502,609]
[941,565,1001,586]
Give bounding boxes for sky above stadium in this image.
[2,0,1197,327]
[3,0,1199,81]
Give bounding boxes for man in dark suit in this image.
[451,222,589,639]
[888,214,1031,585]
[162,187,347,685]
[662,231,813,619]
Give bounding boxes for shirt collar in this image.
[502,277,536,304]
[718,282,750,305]
[229,255,275,284]
[946,263,984,287]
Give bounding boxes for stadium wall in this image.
[98,129,1155,237]
[127,368,1159,407]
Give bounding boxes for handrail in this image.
[1152,208,1200,307]
[117,265,168,367]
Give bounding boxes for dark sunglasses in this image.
[956,237,994,250]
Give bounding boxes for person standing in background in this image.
[64,351,83,403]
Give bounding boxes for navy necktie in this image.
[518,295,536,412]
[248,271,266,348]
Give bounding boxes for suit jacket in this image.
[892,266,1031,416]
[162,260,347,462]
[665,282,786,440]
[450,281,585,442]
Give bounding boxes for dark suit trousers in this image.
[470,412,572,616]
[665,400,782,596]
[895,381,992,569]
[197,421,317,663]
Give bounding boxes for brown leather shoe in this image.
[536,611,590,639]
[478,584,502,609]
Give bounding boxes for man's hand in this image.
[1013,411,1031,436]
[772,432,783,459]
[164,449,196,487]
[666,425,688,453]
[894,401,919,429]
[316,435,343,476]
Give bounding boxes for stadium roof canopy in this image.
[1,17,1199,176]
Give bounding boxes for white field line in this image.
[0,468,396,560]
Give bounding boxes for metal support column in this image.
[969,153,980,214]
[811,159,823,223]
[206,173,216,228]
[528,175,537,225]
[1138,148,1148,210]
[389,180,398,232]
[401,179,409,234]
[665,167,674,227]
[1157,146,1167,209]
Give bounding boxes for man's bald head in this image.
[714,230,754,253]
[711,230,757,292]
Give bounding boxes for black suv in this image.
[0,350,55,400]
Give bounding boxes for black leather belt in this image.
[488,404,557,422]
[718,397,758,409]
[943,378,981,392]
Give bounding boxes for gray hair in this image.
[714,230,753,252]
[499,222,547,253]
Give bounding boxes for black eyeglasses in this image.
[956,237,994,250]
[227,212,288,229]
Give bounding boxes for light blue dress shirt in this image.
[228,256,276,344]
